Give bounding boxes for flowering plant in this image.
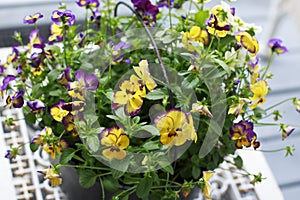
[1,0,298,199]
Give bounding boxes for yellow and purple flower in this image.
[23,12,43,24]
[0,75,16,96]
[268,38,288,55]
[50,100,69,122]
[230,120,260,149]
[51,10,76,26]
[100,127,130,160]
[5,147,19,160]
[58,67,72,86]
[280,124,295,141]
[131,0,159,24]
[132,60,157,91]
[228,98,250,116]
[235,31,259,57]
[27,99,46,113]
[199,171,215,200]
[206,14,230,38]
[6,91,24,108]
[38,165,62,187]
[155,109,197,146]
[68,70,99,101]
[249,80,268,109]
[76,0,100,8]
[191,102,213,118]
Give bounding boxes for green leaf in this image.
[163,165,174,175]
[146,88,168,100]
[192,165,201,179]
[60,148,76,164]
[87,135,99,152]
[103,176,120,191]
[25,113,37,125]
[140,125,160,136]
[136,176,153,199]
[143,141,162,150]
[111,169,125,179]
[234,155,243,169]
[31,83,42,98]
[49,89,62,97]
[30,143,39,152]
[106,115,120,120]
[195,10,210,25]
[213,58,231,76]
[79,170,97,189]
[47,69,61,82]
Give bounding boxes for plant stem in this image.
[99,177,105,200]
[264,97,294,112]
[262,52,274,79]
[60,164,111,171]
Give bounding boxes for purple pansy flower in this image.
[1,75,16,92]
[268,38,288,54]
[29,29,45,49]
[27,99,46,113]
[280,124,295,140]
[58,67,72,86]
[6,91,24,108]
[5,148,18,160]
[23,12,43,24]
[131,0,159,24]
[76,0,100,8]
[206,14,231,32]
[51,10,76,26]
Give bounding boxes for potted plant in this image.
[2,0,298,199]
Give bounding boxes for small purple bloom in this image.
[281,124,295,140]
[157,0,174,8]
[124,58,132,64]
[1,75,16,92]
[230,7,235,16]
[76,0,100,8]
[6,91,24,108]
[268,38,288,54]
[29,29,45,49]
[51,10,75,26]
[131,0,159,24]
[113,42,132,51]
[58,67,72,86]
[27,99,46,113]
[23,12,43,24]
[5,149,18,160]
[75,70,99,90]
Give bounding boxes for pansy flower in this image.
[48,23,63,42]
[38,165,62,187]
[3,47,19,68]
[0,75,16,96]
[131,0,159,24]
[68,70,99,101]
[29,29,45,49]
[50,100,69,122]
[132,60,157,91]
[157,0,174,8]
[235,32,259,57]
[43,138,68,159]
[292,98,300,113]
[280,124,295,141]
[6,91,24,108]
[4,147,19,160]
[249,80,268,109]
[23,12,43,24]
[27,99,46,113]
[155,109,197,146]
[228,98,250,116]
[112,78,145,116]
[31,126,53,146]
[76,0,100,8]
[206,14,230,38]
[51,10,75,26]
[199,171,215,200]
[100,127,130,160]
[268,38,288,54]
[58,67,72,86]
[191,102,213,118]
[230,120,260,149]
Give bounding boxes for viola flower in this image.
[50,100,69,122]
[131,0,159,24]
[6,91,24,108]
[43,138,68,159]
[4,47,19,68]
[249,80,268,109]
[132,60,157,91]
[191,102,213,118]
[186,26,210,46]
[58,67,72,86]
[51,10,75,26]
[68,70,99,101]
[4,147,19,160]
[48,23,63,42]
[112,79,145,116]
[280,124,295,141]
[230,120,260,149]
[228,98,250,116]
[292,98,300,113]
[155,109,197,146]
[199,171,215,200]
[206,14,230,38]
[0,75,16,95]
[23,12,43,24]
[29,29,45,49]
[27,99,46,113]
[268,38,288,54]
[38,165,62,187]
[62,114,77,132]
[157,0,174,8]
[100,127,130,160]
[31,126,53,146]
[76,0,100,8]
[235,32,259,57]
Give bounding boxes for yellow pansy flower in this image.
[156,109,197,146]
[101,127,130,160]
[200,171,215,199]
[38,165,62,187]
[249,80,268,109]
[236,32,259,57]
[133,60,157,91]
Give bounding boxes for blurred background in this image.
[0,0,300,199]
